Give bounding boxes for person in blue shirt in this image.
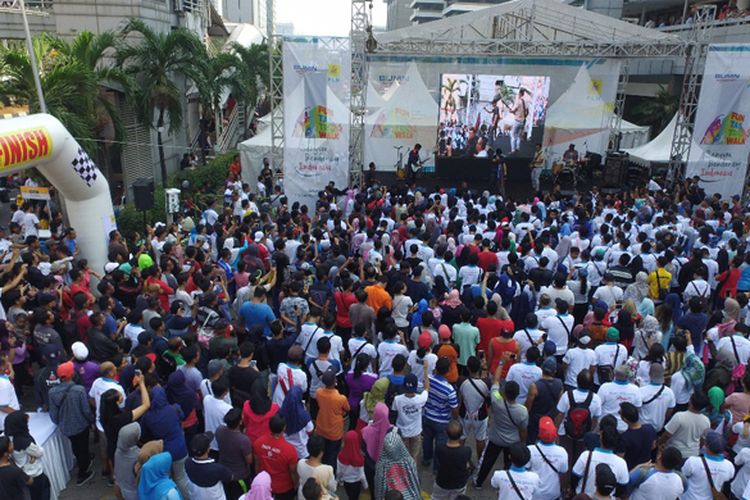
[239,286,276,337]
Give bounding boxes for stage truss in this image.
[268,0,697,189]
[667,5,716,188]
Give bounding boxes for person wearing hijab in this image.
[114,422,141,500]
[240,471,273,500]
[358,377,389,430]
[137,451,182,500]
[637,298,656,319]
[374,428,421,500]
[166,370,199,440]
[633,315,662,361]
[624,272,649,305]
[705,386,732,435]
[4,411,50,500]
[337,430,366,500]
[361,402,392,491]
[134,439,164,484]
[241,379,280,444]
[277,386,313,458]
[440,290,463,329]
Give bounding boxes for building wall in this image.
[583,0,623,19]
[385,0,413,31]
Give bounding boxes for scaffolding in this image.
[269,34,284,174]
[349,0,371,189]
[667,5,716,188]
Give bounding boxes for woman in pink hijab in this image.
[361,402,392,492]
[241,471,272,500]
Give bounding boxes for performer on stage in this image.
[406,143,422,184]
[509,88,529,154]
[530,143,545,193]
[563,143,579,165]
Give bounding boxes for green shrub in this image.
[116,151,236,236]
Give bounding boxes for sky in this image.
[276,0,387,36]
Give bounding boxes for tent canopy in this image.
[624,114,677,165]
[378,0,681,45]
[239,114,272,186]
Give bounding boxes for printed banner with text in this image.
[686,44,750,199]
[283,38,351,208]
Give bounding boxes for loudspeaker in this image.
[132,178,155,211]
[602,152,628,188]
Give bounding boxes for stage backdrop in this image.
[364,56,620,172]
[686,44,750,200]
[283,38,350,208]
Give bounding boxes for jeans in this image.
[531,167,542,192]
[68,427,91,479]
[171,456,190,500]
[322,438,342,473]
[422,417,448,468]
[511,120,524,152]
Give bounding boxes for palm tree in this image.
[194,50,245,140]
[631,85,679,134]
[0,37,99,151]
[49,31,125,143]
[230,42,269,119]
[117,18,205,187]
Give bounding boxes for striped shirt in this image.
[424,375,458,424]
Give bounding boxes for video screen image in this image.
[437,73,551,160]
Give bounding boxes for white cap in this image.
[254,231,264,241]
[104,262,119,273]
[72,342,89,361]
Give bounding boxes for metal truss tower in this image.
[667,5,716,187]
[349,0,371,189]
[609,61,629,151]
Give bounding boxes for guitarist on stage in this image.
[406,143,423,185]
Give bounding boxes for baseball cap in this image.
[321,369,337,387]
[104,262,119,273]
[404,373,418,392]
[578,332,591,345]
[71,342,89,361]
[542,340,557,356]
[190,432,214,456]
[538,416,557,443]
[595,463,617,496]
[57,361,74,381]
[438,324,451,340]
[207,359,225,378]
[705,431,726,454]
[418,331,433,349]
[542,357,557,375]
[606,327,620,341]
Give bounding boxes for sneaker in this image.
[76,469,95,486]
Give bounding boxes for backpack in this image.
[564,389,594,440]
[728,336,747,394]
[690,282,710,311]
[596,345,620,384]
[681,352,706,389]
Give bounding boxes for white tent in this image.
[238,114,271,187]
[624,114,676,165]
[364,62,439,171]
[618,119,650,149]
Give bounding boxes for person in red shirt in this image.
[476,301,514,354]
[253,414,299,499]
[334,277,357,341]
[477,239,498,273]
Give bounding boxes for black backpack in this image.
[564,389,594,440]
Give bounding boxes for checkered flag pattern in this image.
[71,147,98,187]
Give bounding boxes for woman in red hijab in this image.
[337,430,366,500]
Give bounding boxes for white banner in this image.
[283,39,350,208]
[686,44,750,200]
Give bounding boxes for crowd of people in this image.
[0,167,749,500]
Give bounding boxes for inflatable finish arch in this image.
[0,114,116,275]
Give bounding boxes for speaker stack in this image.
[132,178,155,211]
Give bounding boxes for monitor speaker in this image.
[132,178,155,211]
[602,152,628,188]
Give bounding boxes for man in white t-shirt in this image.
[512,314,544,359]
[562,333,597,389]
[716,331,750,365]
[348,324,377,372]
[593,328,628,386]
[21,205,39,238]
[591,273,623,309]
[555,370,602,437]
[377,330,409,377]
[598,365,642,432]
[639,364,676,432]
[202,378,232,451]
[491,442,540,500]
[571,426,628,497]
[0,358,20,432]
[629,446,685,500]
[505,346,542,404]
[658,392,711,458]
[527,416,568,500]
[392,373,429,461]
[681,432,735,500]
[272,346,308,406]
[540,299,574,357]
[88,362,125,434]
